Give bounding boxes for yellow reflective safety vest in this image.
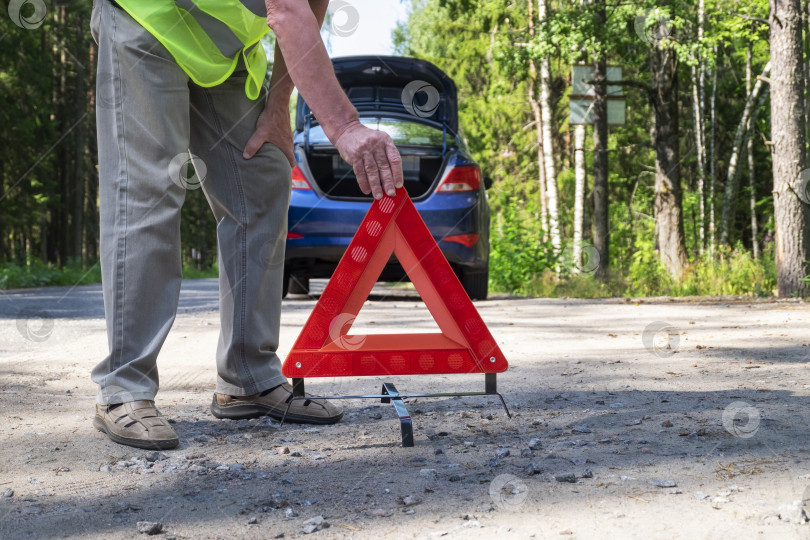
[115,0,269,99]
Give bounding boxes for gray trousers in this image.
[90,0,290,404]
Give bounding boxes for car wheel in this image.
[288,276,310,295]
[461,270,488,300]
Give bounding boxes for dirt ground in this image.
[1,279,809,539]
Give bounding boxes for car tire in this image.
[461,270,488,300]
[282,268,290,299]
[288,276,310,295]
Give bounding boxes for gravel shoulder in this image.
[1,280,809,539]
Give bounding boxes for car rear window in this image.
[307,117,445,147]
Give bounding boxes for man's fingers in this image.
[374,150,396,197]
[281,145,296,167]
[363,157,383,199]
[243,131,263,159]
[385,142,404,189]
[354,164,372,195]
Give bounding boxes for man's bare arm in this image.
[264,0,403,199]
[243,1,328,166]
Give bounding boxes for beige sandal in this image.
[93,400,179,450]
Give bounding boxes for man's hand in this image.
[243,99,295,166]
[334,121,404,199]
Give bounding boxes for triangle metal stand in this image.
[280,374,511,447]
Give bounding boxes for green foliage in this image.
[0,259,101,290]
[514,245,775,299]
[488,196,555,295]
[0,259,218,289]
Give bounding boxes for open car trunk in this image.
[305,149,444,201]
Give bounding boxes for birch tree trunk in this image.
[708,48,718,255]
[746,43,760,259]
[527,0,549,235]
[572,124,587,273]
[769,0,809,296]
[537,0,561,259]
[692,0,707,253]
[719,62,771,245]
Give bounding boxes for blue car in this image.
[285,56,491,300]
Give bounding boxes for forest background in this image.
[2,0,809,298]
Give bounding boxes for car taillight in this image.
[443,234,479,247]
[291,165,312,190]
[287,232,303,239]
[436,166,482,192]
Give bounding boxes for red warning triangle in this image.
[282,188,508,378]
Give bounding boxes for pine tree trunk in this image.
[591,0,609,280]
[572,124,587,273]
[651,33,688,276]
[537,0,561,259]
[769,0,809,296]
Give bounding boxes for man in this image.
[90,0,403,450]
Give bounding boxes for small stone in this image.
[693,491,709,500]
[285,507,299,518]
[419,469,438,479]
[520,449,535,458]
[277,446,290,455]
[555,473,577,483]
[136,521,163,535]
[28,477,42,484]
[531,418,543,426]
[496,448,510,459]
[524,462,542,476]
[2,489,13,498]
[711,497,729,504]
[559,529,574,535]
[488,458,500,468]
[144,452,160,463]
[572,425,592,434]
[640,447,653,454]
[778,502,809,524]
[581,469,594,479]
[369,412,383,419]
[650,479,676,488]
[661,420,673,428]
[100,465,112,473]
[460,411,473,419]
[302,515,328,534]
[448,474,462,482]
[247,516,258,525]
[463,519,483,528]
[434,448,444,455]
[399,495,422,507]
[290,452,302,457]
[528,438,542,450]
